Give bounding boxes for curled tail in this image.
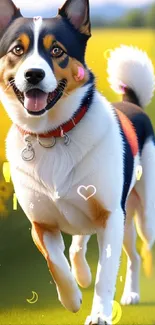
[107,45,155,108]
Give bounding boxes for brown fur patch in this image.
[0,54,23,93]
[43,35,53,50]
[88,196,110,228]
[31,222,57,277]
[31,222,48,258]
[18,33,30,52]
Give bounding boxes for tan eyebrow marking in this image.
[43,35,53,50]
[18,33,30,51]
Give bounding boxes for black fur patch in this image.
[123,88,140,106]
[115,111,134,214]
[58,55,69,69]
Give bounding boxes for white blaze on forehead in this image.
[15,14,57,96]
[33,16,43,53]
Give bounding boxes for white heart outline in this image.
[77,185,97,201]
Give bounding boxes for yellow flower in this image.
[0,180,13,200]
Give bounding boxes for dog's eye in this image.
[12,45,24,56]
[51,46,64,58]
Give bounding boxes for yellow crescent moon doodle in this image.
[26,291,39,304]
[104,300,122,325]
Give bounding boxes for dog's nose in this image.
[24,69,45,85]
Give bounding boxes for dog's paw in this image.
[121,292,140,305]
[85,314,111,325]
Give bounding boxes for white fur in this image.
[121,192,141,305]
[33,17,43,53]
[89,209,124,324]
[135,139,155,248]
[107,45,155,108]
[69,235,92,288]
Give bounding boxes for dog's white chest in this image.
[6,126,98,234]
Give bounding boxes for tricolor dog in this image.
[0,0,155,324]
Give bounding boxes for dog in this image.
[0,0,155,324]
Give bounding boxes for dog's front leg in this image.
[85,208,124,325]
[69,235,92,288]
[31,222,82,312]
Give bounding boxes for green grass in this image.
[0,29,155,325]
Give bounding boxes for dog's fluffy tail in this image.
[107,45,155,108]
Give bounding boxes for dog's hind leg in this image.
[121,191,141,305]
[133,138,155,277]
[135,139,155,261]
[31,222,82,313]
[69,235,92,288]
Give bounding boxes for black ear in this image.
[59,0,91,37]
[0,0,22,36]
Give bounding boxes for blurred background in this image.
[0,0,155,324]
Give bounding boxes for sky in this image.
[13,0,154,14]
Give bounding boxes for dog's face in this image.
[0,0,91,126]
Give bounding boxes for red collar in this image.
[17,104,88,138]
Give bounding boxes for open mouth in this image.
[10,78,67,116]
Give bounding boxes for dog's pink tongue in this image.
[24,89,48,112]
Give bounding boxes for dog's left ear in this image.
[59,0,91,37]
[0,0,22,36]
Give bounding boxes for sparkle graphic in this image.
[120,276,123,282]
[53,191,60,200]
[106,244,112,258]
[136,165,143,181]
[29,203,34,209]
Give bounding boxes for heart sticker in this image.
[77,185,97,201]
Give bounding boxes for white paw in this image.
[121,292,140,305]
[85,314,111,325]
[57,283,82,313]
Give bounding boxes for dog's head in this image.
[0,0,92,130]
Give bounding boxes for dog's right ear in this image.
[0,0,22,36]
